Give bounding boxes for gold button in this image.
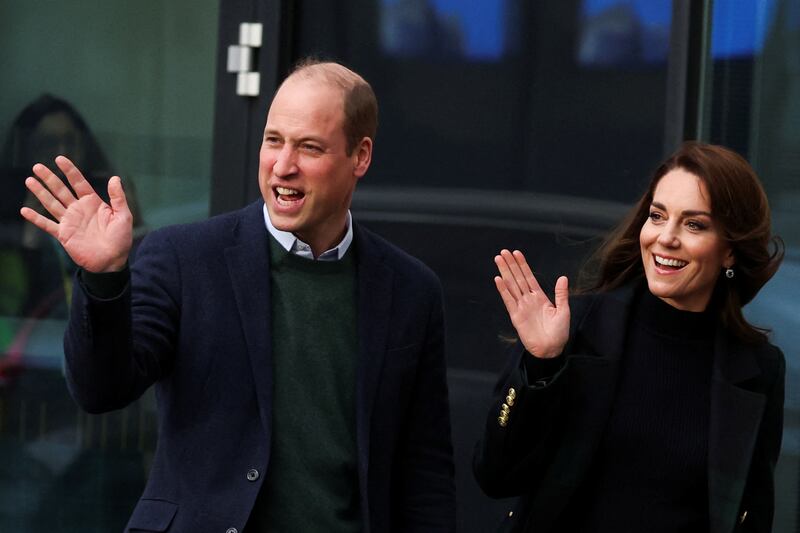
[508,511,514,517]
[508,388,516,399]
[501,403,510,413]
[498,415,508,427]
[505,395,515,406]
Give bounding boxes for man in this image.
[21,60,456,532]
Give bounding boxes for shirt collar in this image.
[262,203,353,261]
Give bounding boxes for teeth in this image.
[655,255,687,268]
[276,186,298,195]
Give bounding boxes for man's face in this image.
[258,76,370,256]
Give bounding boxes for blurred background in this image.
[0,0,797,530]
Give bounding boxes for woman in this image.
[474,142,785,533]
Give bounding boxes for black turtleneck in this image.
[560,286,716,532]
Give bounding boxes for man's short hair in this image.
[287,59,378,155]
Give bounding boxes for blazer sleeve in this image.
[63,229,181,413]
[472,340,569,499]
[738,345,785,533]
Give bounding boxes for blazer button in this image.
[226,528,238,533]
[739,510,747,524]
[246,469,260,481]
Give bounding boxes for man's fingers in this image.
[554,275,570,311]
[107,176,130,214]
[25,176,66,220]
[32,162,75,208]
[20,206,59,238]
[55,155,96,198]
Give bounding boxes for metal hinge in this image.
[226,22,263,97]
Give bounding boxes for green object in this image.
[249,236,361,532]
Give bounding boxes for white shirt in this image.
[262,204,353,261]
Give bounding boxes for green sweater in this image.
[248,236,361,532]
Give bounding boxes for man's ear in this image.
[353,137,372,178]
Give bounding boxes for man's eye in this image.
[302,144,323,153]
[264,137,282,145]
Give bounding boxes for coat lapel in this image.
[224,202,274,450]
[708,329,765,533]
[352,224,393,532]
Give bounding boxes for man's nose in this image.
[273,146,298,178]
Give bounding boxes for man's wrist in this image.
[81,264,130,299]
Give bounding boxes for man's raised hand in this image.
[20,155,133,273]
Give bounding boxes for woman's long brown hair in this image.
[582,142,784,343]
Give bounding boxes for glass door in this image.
[0,1,225,530]
[701,0,800,530]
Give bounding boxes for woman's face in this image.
[639,168,733,311]
[27,111,85,167]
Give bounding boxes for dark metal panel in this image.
[663,0,712,156]
[210,0,294,215]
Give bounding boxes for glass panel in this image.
[704,0,800,530]
[0,1,219,530]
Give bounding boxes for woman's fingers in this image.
[554,275,570,312]
[494,275,518,316]
[513,249,544,295]
[56,155,96,198]
[495,253,523,300]
[500,249,529,294]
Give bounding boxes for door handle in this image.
[226,22,263,97]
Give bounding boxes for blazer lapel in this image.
[353,224,393,532]
[224,202,274,449]
[708,329,765,533]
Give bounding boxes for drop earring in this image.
[725,267,735,279]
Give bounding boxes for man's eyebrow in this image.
[651,201,712,218]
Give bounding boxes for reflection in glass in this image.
[577,0,671,67]
[706,0,800,530]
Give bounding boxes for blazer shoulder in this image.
[138,203,256,255]
[356,224,441,289]
[752,339,786,375]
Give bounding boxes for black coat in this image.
[474,283,784,533]
[64,200,456,533]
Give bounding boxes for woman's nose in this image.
[656,223,680,247]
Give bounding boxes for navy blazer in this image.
[64,201,456,533]
[474,283,785,533]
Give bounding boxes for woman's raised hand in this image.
[20,156,133,273]
[494,249,570,358]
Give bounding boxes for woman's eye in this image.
[648,211,663,222]
[687,220,707,231]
